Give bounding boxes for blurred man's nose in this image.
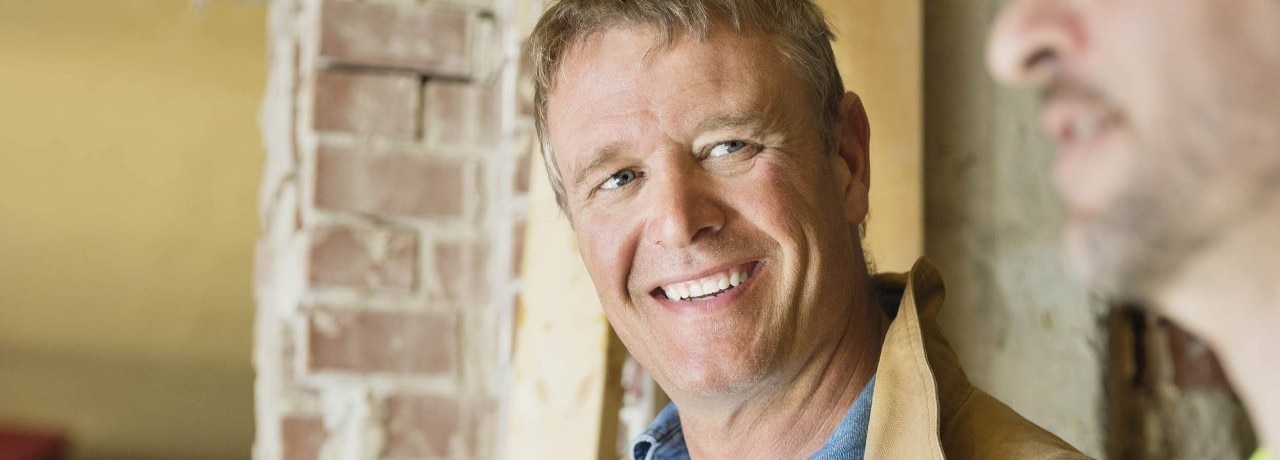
[987,0,1082,86]
[642,168,725,249]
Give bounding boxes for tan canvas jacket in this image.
[867,258,1092,459]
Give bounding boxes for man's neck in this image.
[1158,207,1280,450]
[674,277,888,459]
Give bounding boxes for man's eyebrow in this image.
[694,110,770,135]
[570,142,623,188]
[568,112,768,188]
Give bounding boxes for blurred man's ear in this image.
[832,92,871,225]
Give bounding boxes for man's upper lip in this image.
[644,260,758,293]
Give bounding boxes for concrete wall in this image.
[0,1,265,458]
[922,2,1107,456]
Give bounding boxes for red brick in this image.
[381,394,491,458]
[424,82,502,150]
[383,394,462,458]
[282,416,326,460]
[306,308,456,375]
[434,240,490,306]
[314,145,468,219]
[313,70,419,140]
[319,0,473,78]
[309,225,418,293]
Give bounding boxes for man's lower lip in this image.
[1060,122,1114,158]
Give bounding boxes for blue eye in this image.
[709,140,748,157]
[600,168,639,190]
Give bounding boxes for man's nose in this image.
[987,0,1082,86]
[642,171,725,249]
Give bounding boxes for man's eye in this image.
[709,140,749,157]
[600,168,640,190]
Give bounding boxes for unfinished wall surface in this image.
[923,2,1107,456]
[255,0,528,458]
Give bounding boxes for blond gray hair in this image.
[528,0,845,212]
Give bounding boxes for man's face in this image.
[988,0,1280,300]
[545,26,869,397]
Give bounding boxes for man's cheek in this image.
[579,223,635,297]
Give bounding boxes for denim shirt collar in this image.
[631,374,877,460]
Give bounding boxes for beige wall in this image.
[0,1,265,458]
[820,0,923,273]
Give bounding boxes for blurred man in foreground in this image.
[988,0,1280,455]
[530,0,1086,457]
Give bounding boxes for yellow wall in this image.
[820,0,923,273]
[0,1,265,458]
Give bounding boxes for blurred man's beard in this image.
[1065,127,1218,306]
[1068,173,1203,304]
[1045,76,1223,306]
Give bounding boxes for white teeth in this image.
[701,279,717,295]
[660,264,754,301]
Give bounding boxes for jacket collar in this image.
[865,257,955,459]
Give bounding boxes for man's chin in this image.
[659,357,768,399]
[1061,214,1159,305]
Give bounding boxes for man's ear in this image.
[831,91,871,225]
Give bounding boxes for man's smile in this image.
[651,260,760,301]
[642,261,763,315]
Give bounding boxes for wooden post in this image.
[504,157,625,459]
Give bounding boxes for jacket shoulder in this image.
[942,388,1094,460]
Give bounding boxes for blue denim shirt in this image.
[631,374,877,460]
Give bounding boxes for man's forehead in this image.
[548,26,783,136]
[544,24,803,191]
[555,27,767,102]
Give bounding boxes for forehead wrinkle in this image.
[560,65,642,121]
[647,70,772,139]
[551,41,650,179]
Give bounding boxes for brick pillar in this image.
[255,0,534,458]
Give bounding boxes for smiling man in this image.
[528,1,1085,458]
[988,0,1280,454]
